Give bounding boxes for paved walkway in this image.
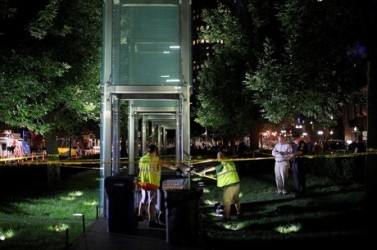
[69,217,207,250]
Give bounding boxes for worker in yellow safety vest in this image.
[137,144,177,228]
[199,151,242,220]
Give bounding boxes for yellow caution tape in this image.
[1,150,375,173]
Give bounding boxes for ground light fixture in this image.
[48,223,69,232]
[221,220,247,231]
[275,223,302,234]
[0,228,14,241]
[73,213,86,233]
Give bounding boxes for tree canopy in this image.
[245,0,367,128]
[195,3,265,152]
[196,3,254,145]
[0,0,102,139]
[196,0,370,145]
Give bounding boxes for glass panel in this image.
[114,2,180,86]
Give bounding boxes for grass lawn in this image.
[0,165,99,250]
[0,155,372,249]
[193,159,370,247]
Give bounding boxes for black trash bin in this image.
[164,188,203,245]
[105,175,138,234]
[157,176,190,224]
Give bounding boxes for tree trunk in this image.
[365,59,377,232]
[249,122,260,156]
[230,138,236,156]
[362,0,377,233]
[44,131,61,186]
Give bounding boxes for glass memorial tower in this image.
[100,0,192,215]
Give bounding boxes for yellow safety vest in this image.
[138,153,161,190]
[217,161,240,188]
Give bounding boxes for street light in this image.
[353,126,360,140]
[317,130,324,141]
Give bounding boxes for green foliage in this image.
[0,0,102,136]
[312,155,364,183]
[201,3,246,54]
[244,38,291,123]
[244,0,367,126]
[196,49,252,141]
[28,0,62,40]
[196,2,259,144]
[197,0,369,137]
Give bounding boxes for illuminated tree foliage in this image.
[196,3,261,152]
[0,0,102,154]
[244,0,368,128]
[196,0,373,149]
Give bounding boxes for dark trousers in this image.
[291,160,306,195]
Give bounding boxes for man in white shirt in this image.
[272,135,292,195]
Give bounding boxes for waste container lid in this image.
[162,178,189,190]
[105,175,134,190]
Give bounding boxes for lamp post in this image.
[353,126,360,140]
[317,130,324,141]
